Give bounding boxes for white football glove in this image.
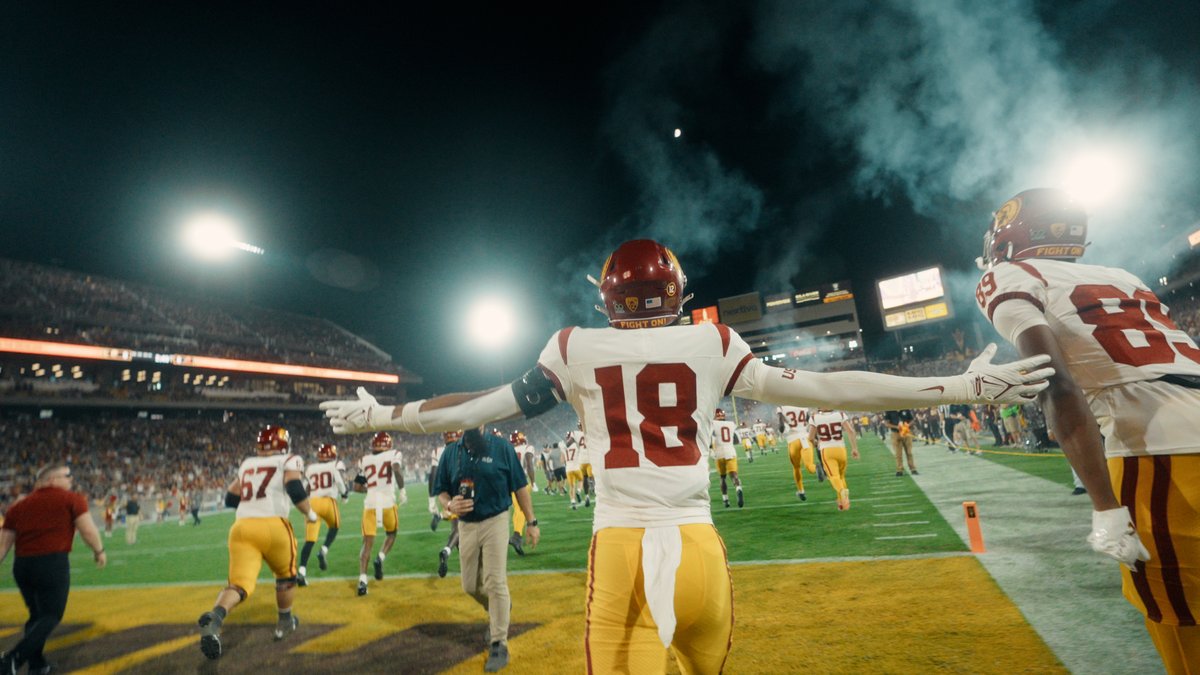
[1087,506,1151,569]
[319,387,395,434]
[306,509,319,523]
[959,343,1055,404]
[397,487,408,506]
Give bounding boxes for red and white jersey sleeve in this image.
[236,453,304,519]
[809,411,849,451]
[776,405,810,444]
[305,460,346,499]
[359,449,401,509]
[536,323,755,530]
[710,419,738,460]
[979,259,1200,457]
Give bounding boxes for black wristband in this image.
[528,519,538,527]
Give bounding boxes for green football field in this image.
[0,434,1032,588]
[0,436,1109,674]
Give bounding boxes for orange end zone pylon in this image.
[963,501,986,553]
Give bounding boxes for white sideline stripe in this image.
[909,445,1162,673]
[873,510,923,516]
[871,521,929,527]
[870,502,913,508]
[875,533,937,540]
[27,551,980,592]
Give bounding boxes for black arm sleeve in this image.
[285,479,308,505]
[511,366,560,418]
[225,492,241,508]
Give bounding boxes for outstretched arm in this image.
[735,344,1052,411]
[322,367,559,435]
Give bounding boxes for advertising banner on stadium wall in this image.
[717,292,762,324]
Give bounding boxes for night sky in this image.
[3,2,1199,394]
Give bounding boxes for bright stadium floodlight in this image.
[1056,145,1134,210]
[182,212,265,261]
[466,297,516,351]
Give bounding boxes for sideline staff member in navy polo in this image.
[0,464,107,674]
[435,427,539,673]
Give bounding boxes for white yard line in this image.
[875,533,937,540]
[871,521,930,527]
[910,446,1162,674]
[873,510,923,516]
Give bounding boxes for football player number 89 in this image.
[1071,284,1200,367]
[595,363,701,469]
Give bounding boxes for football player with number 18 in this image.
[974,188,1199,671]
[323,238,1053,674]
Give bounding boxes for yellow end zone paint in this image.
[0,556,1062,673]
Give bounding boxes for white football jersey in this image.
[513,442,535,463]
[809,410,849,451]
[978,258,1200,457]
[710,419,738,461]
[776,405,810,444]
[305,460,347,499]
[235,453,304,519]
[536,323,755,530]
[563,439,582,472]
[752,421,767,437]
[736,425,751,444]
[432,444,449,467]
[357,449,402,509]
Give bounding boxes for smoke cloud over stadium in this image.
[556,0,1200,328]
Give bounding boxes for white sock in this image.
[359,574,368,584]
[377,552,386,563]
[441,546,451,555]
[298,565,306,576]
[320,545,328,555]
[736,485,743,492]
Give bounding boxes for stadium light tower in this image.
[182,212,265,261]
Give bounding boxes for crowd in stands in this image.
[0,258,400,373]
[0,410,447,519]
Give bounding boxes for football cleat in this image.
[317,549,328,571]
[373,557,383,581]
[198,612,223,660]
[585,495,591,508]
[736,488,744,508]
[430,512,442,532]
[911,470,920,476]
[509,532,525,557]
[296,567,307,587]
[438,548,450,578]
[796,490,807,501]
[896,471,904,477]
[723,498,730,508]
[1072,486,1088,495]
[357,581,368,596]
[273,613,299,641]
[571,501,578,510]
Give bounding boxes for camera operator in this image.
[435,426,539,672]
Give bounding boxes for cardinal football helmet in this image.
[443,430,463,444]
[371,431,393,453]
[979,188,1087,269]
[597,239,691,329]
[509,431,526,446]
[257,426,290,454]
[715,408,726,421]
[317,443,338,462]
